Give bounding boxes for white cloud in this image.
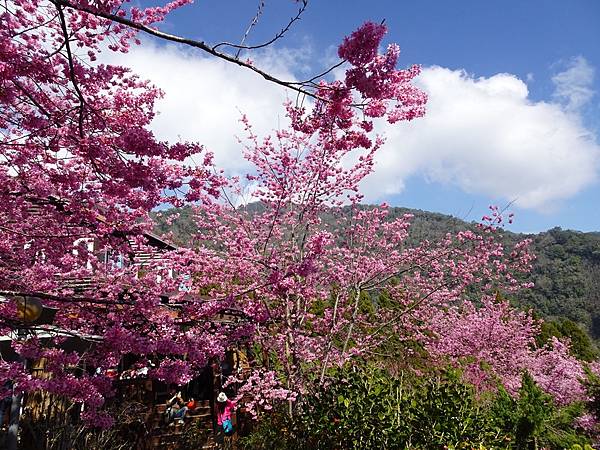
[99,41,297,174]
[361,66,599,210]
[552,56,595,112]
[100,44,599,211]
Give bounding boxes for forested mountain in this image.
[380,207,600,346]
[153,205,600,348]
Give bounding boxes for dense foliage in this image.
[239,366,596,450]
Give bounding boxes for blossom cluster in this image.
[225,370,297,420]
[424,296,587,405]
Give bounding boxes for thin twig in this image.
[210,0,308,59]
[49,0,322,101]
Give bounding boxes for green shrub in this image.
[240,366,593,450]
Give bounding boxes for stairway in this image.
[147,400,218,449]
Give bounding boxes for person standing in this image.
[215,392,236,435]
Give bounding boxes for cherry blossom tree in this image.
[176,41,541,416]
[0,0,430,428]
[424,294,588,404]
[184,156,539,413]
[1,0,242,428]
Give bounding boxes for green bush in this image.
[239,366,593,450]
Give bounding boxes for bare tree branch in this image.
[55,3,86,138]
[49,0,324,101]
[210,0,308,59]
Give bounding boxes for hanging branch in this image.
[55,3,86,138]
[49,0,327,102]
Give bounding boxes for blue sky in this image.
[128,0,600,233]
